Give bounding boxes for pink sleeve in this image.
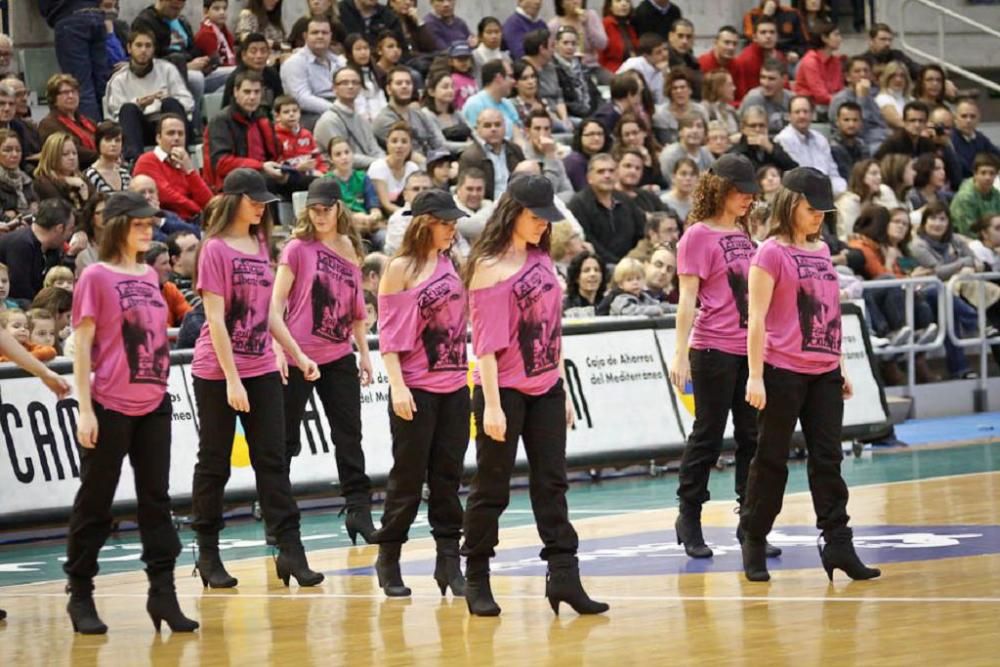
[752,242,782,280]
[677,227,710,280]
[471,285,510,356]
[196,240,227,296]
[71,268,102,327]
[279,239,302,276]
[378,291,417,353]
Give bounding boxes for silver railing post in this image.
[945,272,1000,413]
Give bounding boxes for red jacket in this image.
[793,49,845,106]
[732,43,786,102]
[193,19,236,67]
[697,50,739,84]
[133,149,213,220]
[600,16,638,73]
[204,105,281,189]
[274,124,328,174]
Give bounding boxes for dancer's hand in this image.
[358,354,373,386]
[483,403,507,442]
[299,355,320,382]
[842,374,854,400]
[227,379,250,412]
[565,394,575,428]
[77,409,98,449]
[745,376,766,410]
[391,385,417,421]
[669,352,690,392]
[42,370,71,399]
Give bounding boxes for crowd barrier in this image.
[0,305,889,526]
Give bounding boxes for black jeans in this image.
[118,98,190,162]
[191,373,301,543]
[64,396,180,580]
[676,348,757,510]
[461,381,579,561]
[741,364,851,539]
[282,355,371,505]
[374,386,470,543]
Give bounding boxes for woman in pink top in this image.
[371,189,470,599]
[271,179,375,547]
[742,167,880,583]
[66,191,197,635]
[190,169,324,590]
[461,175,608,618]
[670,154,781,561]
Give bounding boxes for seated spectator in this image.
[345,33,389,124]
[453,167,496,243]
[829,101,869,180]
[701,69,739,137]
[73,194,108,275]
[706,120,733,159]
[26,308,58,352]
[426,149,453,191]
[601,256,673,316]
[372,31,403,90]
[458,109,525,200]
[368,122,420,215]
[421,70,473,149]
[83,121,131,194]
[968,213,1000,272]
[652,68,708,146]
[521,110,574,200]
[38,74,98,169]
[34,133,94,213]
[876,101,962,190]
[739,58,792,136]
[562,250,607,317]
[3,77,41,145]
[616,149,671,217]
[314,65,386,170]
[104,27,195,162]
[424,0,473,51]
[383,171,438,254]
[165,230,201,307]
[564,118,612,191]
[552,26,601,120]
[913,64,955,110]
[0,198,80,301]
[236,0,287,49]
[324,136,384,235]
[829,56,889,152]
[463,60,523,143]
[860,22,920,82]
[659,113,714,186]
[502,0,547,61]
[549,0,608,83]
[0,308,56,362]
[30,286,73,348]
[874,61,912,131]
[879,153,916,210]
[742,1,807,63]
[279,16,344,129]
[510,60,569,135]
[613,113,666,189]
[593,72,643,135]
[928,105,965,191]
[728,105,798,172]
[0,129,37,222]
[288,0,345,49]
[907,153,953,211]
[550,220,588,280]
[835,159,900,238]
[43,265,75,293]
[599,0,639,76]
[698,26,741,83]
[792,21,844,107]
[776,95,846,194]
[222,32,284,113]
[133,114,213,221]
[521,29,571,130]
[0,82,40,173]
[950,154,1000,236]
[569,153,645,267]
[757,164,783,206]
[195,0,239,74]
[795,0,833,36]
[660,157,699,223]
[385,0,440,66]
[666,19,701,96]
[445,42,479,111]
[618,34,669,106]
[642,242,679,306]
[145,240,191,327]
[472,17,512,81]
[361,251,388,293]
[273,96,326,178]
[732,17,786,102]
[952,99,1000,181]
[129,174,202,242]
[628,209,680,260]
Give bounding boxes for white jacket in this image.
[104,59,195,121]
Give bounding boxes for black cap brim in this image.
[734,180,761,195]
[431,206,467,221]
[246,189,281,204]
[128,203,166,218]
[529,204,564,222]
[804,193,836,212]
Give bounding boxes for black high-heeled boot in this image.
[741,536,770,582]
[146,570,199,633]
[433,538,465,596]
[66,577,108,635]
[0,608,6,621]
[464,557,501,617]
[675,508,712,558]
[545,555,610,616]
[818,528,881,582]
[375,543,411,597]
[275,541,325,587]
[344,504,376,545]
[193,533,238,588]
[736,524,783,558]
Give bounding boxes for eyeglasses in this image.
[582,131,605,138]
[57,88,78,96]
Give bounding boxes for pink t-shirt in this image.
[192,237,277,380]
[378,255,468,394]
[752,239,842,375]
[678,223,755,356]
[73,264,171,416]
[471,249,562,396]
[280,239,366,366]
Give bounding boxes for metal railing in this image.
[896,0,1000,96]
[945,272,1000,412]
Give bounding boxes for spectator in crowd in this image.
[453,167,496,243]
[742,1,807,63]
[652,68,708,145]
[0,129,37,222]
[421,68,472,147]
[30,285,73,348]
[510,157,587,232]
[34,133,94,213]
[0,198,80,301]
[952,99,1000,181]
[361,251,388,293]
[628,208,680,259]
[729,105,798,172]
[618,34,669,106]
[368,122,420,217]
[425,149,453,191]
[288,0,344,49]
[757,164,782,204]
[599,0,639,75]
[503,0,547,61]
[386,0,440,64]
[739,59,792,137]
[913,64,955,110]
[550,220,587,279]
[613,112,665,189]
[616,148,671,216]
[860,23,920,80]
[132,0,223,98]
[38,0,109,122]
[549,0,609,83]
[382,170,438,254]
[344,34,388,124]
[166,229,200,307]
[631,0,682,41]
[0,34,13,79]
[145,241,191,327]
[279,17,344,129]
[829,56,889,152]
[73,194,108,275]
[829,101,868,181]
[374,67,447,160]
[776,96,846,194]
[874,60,912,131]
[552,26,601,120]
[373,31,403,87]
[83,121,131,194]
[701,69,739,136]
[732,17,784,102]
[0,83,40,172]
[43,265,75,293]
[666,19,701,94]
[39,74,99,169]
[222,32,284,112]
[0,261,15,309]
[510,61,565,134]
[521,29,571,129]
[660,157,699,222]
[463,60,523,142]
[101,0,130,73]
[569,153,645,267]
[459,109,525,200]
[643,242,678,303]
[104,28,194,162]
[706,120,733,159]
[564,118,611,190]
[698,26,740,82]
[659,113,714,184]
[195,0,238,72]
[472,17,511,78]
[602,257,673,316]
[950,154,1000,236]
[134,113,212,221]
[339,0,400,54]
[273,96,326,178]
[835,159,900,237]
[3,308,58,361]
[236,0,287,47]
[129,174,201,241]
[445,42,479,111]
[424,0,472,51]
[521,110,574,200]
[323,136,383,234]
[593,72,642,134]
[792,21,843,107]
[968,213,1000,272]
[879,153,916,206]
[908,153,952,211]
[4,77,37,130]
[875,101,962,190]
[562,250,607,316]
[314,66,386,170]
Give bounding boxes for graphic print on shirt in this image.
[417,273,467,372]
[513,263,561,377]
[310,250,357,343]
[228,257,271,356]
[794,254,841,355]
[720,234,754,328]
[116,279,170,385]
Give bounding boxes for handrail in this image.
[945,272,1000,411]
[896,0,1000,96]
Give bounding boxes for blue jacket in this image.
[952,131,1000,180]
[38,0,98,27]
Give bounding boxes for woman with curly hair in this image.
[562,250,607,316]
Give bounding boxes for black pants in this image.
[282,355,371,505]
[741,364,850,539]
[191,373,301,542]
[374,386,470,543]
[676,348,757,510]
[461,381,579,561]
[64,396,180,580]
[118,97,189,162]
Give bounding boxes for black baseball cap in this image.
[222,168,280,203]
[782,167,836,212]
[709,154,760,194]
[305,178,342,207]
[410,189,466,220]
[426,148,452,167]
[508,174,563,222]
[104,191,164,220]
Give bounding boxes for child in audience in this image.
[324,137,384,236]
[0,308,56,361]
[194,0,238,69]
[274,96,326,177]
[44,266,76,293]
[363,290,378,334]
[447,42,478,110]
[0,263,17,310]
[601,258,674,317]
[27,308,59,356]
[31,286,74,348]
[346,34,389,122]
[374,31,404,89]
[472,17,510,82]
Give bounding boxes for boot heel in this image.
[346,525,358,546]
[151,615,162,632]
[548,597,560,616]
[275,561,291,587]
[437,581,448,596]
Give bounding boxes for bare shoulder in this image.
[379,256,411,295]
[468,256,504,291]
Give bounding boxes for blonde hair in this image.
[35,132,83,182]
[549,221,579,263]
[879,60,911,95]
[0,307,25,328]
[291,202,364,262]
[612,257,645,287]
[43,266,74,289]
[26,308,54,329]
